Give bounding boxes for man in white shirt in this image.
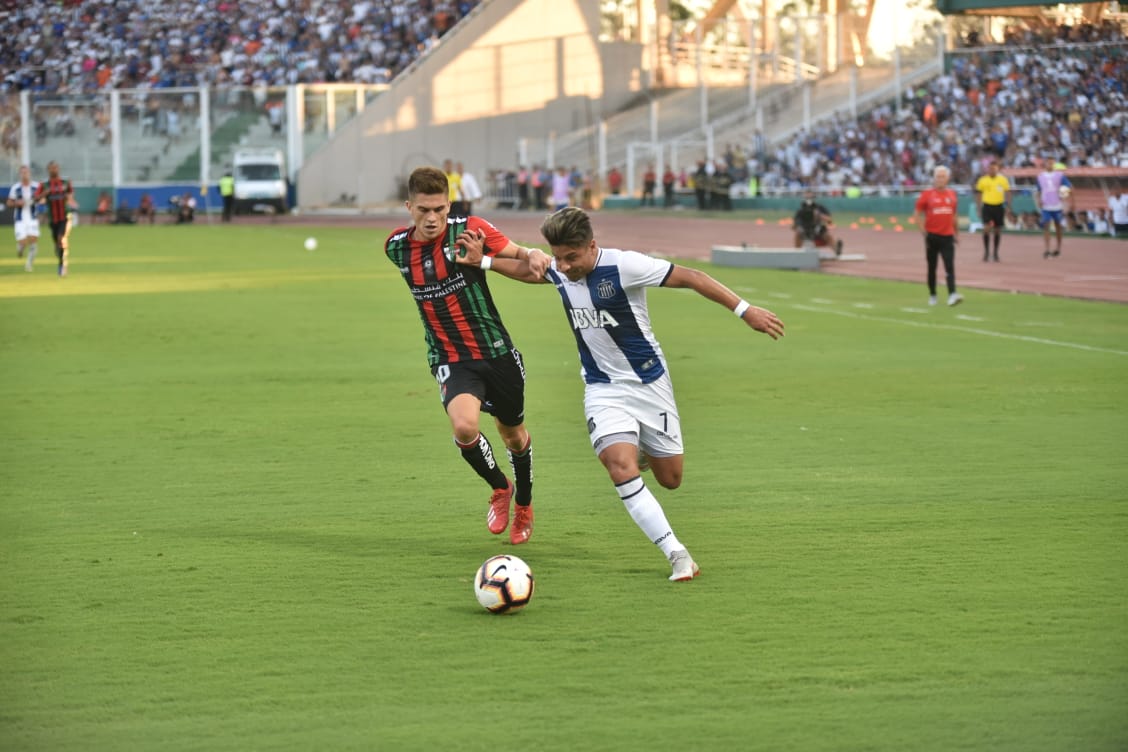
[1108,187,1128,238]
[457,163,482,216]
[6,165,40,272]
[454,208,785,582]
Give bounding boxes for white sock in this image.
[614,476,682,556]
[27,242,37,264]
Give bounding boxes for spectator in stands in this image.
[112,199,135,225]
[532,167,549,210]
[0,1,485,94]
[136,193,156,225]
[444,159,464,215]
[640,165,656,207]
[1109,186,1128,237]
[516,166,530,210]
[93,191,112,224]
[550,167,570,211]
[710,161,733,211]
[693,160,709,210]
[1088,208,1110,236]
[662,166,676,208]
[173,193,196,224]
[607,166,623,197]
[457,163,482,216]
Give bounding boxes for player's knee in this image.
[449,417,480,444]
[654,468,682,490]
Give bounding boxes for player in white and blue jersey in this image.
[6,165,40,272]
[455,207,784,582]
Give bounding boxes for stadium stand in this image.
[0,1,482,92]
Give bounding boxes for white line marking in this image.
[1016,321,1064,328]
[852,302,874,309]
[1065,275,1125,282]
[768,292,793,299]
[955,314,984,322]
[791,304,1128,356]
[810,298,834,304]
[901,307,931,314]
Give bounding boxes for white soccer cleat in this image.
[668,549,700,582]
[948,292,964,307]
[928,295,938,306]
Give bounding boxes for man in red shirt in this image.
[607,166,623,196]
[913,165,963,307]
[641,165,656,207]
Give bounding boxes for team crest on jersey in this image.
[596,279,616,299]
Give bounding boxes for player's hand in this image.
[454,228,486,265]
[526,248,551,277]
[741,305,785,340]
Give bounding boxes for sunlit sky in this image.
[867,0,940,56]
[670,0,940,58]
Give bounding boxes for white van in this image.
[232,148,288,214]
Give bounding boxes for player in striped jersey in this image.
[455,207,784,582]
[385,166,551,544]
[6,165,40,272]
[35,161,79,277]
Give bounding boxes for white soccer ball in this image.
[474,555,534,614]
[304,237,318,251]
[1058,186,1072,198]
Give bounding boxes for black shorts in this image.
[981,204,1005,228]
[50,218,70,243]
[432,350,527,427]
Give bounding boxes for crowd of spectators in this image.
[740,20,1128,196]
[0,0,481,162]
[1,1,481,95]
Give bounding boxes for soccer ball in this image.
[474,555,534,614]
[304,237,318,251]
[1059,186,1072,198]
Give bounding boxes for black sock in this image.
[456,433,508,490]
[993,235,1000,254]
[507,436,533,506]
[983,235,990,254]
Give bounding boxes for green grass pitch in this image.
[1,222,1126,751]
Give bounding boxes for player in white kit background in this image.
[6,165,40,272]
[455,207,784,582]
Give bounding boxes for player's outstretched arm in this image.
[663,265,784,340]
[455,228,549,284]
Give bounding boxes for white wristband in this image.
[733,300,751,318]
[480,255,493,271]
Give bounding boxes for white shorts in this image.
[584,375,683,458]
[14,216,40,242]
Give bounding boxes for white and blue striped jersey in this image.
[545,247,674,385]
[7,181,40,221]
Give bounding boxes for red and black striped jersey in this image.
[385,215,515,366]
[37,177,73,223]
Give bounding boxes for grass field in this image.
[2,222,1126,751]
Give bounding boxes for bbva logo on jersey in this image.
[569,308,619,329]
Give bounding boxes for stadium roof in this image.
[935,0,1100,13]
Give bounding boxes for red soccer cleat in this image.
[509,503,534,545]
[487,481,513,534]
